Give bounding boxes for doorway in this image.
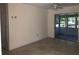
[55,13,78,41]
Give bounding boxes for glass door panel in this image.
[58,17,67,39]
[68,17,76,28]
[55,15,60,37]
[60,17,67,28]
[55,15,60,28]
[77,16,79,28]
[66,16,78,41]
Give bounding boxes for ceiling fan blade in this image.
[50,4,63,10]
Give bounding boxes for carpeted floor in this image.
[9,38,79,55]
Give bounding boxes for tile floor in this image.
[9,38,79,55]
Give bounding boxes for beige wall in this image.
[48,5,79,40]
[48,10,55,37]
[8,4,48,50]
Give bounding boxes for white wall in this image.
[48,5,79,39]
[8,4,48,50]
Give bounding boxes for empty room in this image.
[1,3,79,55]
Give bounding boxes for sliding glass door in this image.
[55,14,78,41]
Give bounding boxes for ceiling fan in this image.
[51,3,63,10]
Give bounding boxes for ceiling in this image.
[26,3,79,9]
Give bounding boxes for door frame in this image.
[1,3,9,55]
